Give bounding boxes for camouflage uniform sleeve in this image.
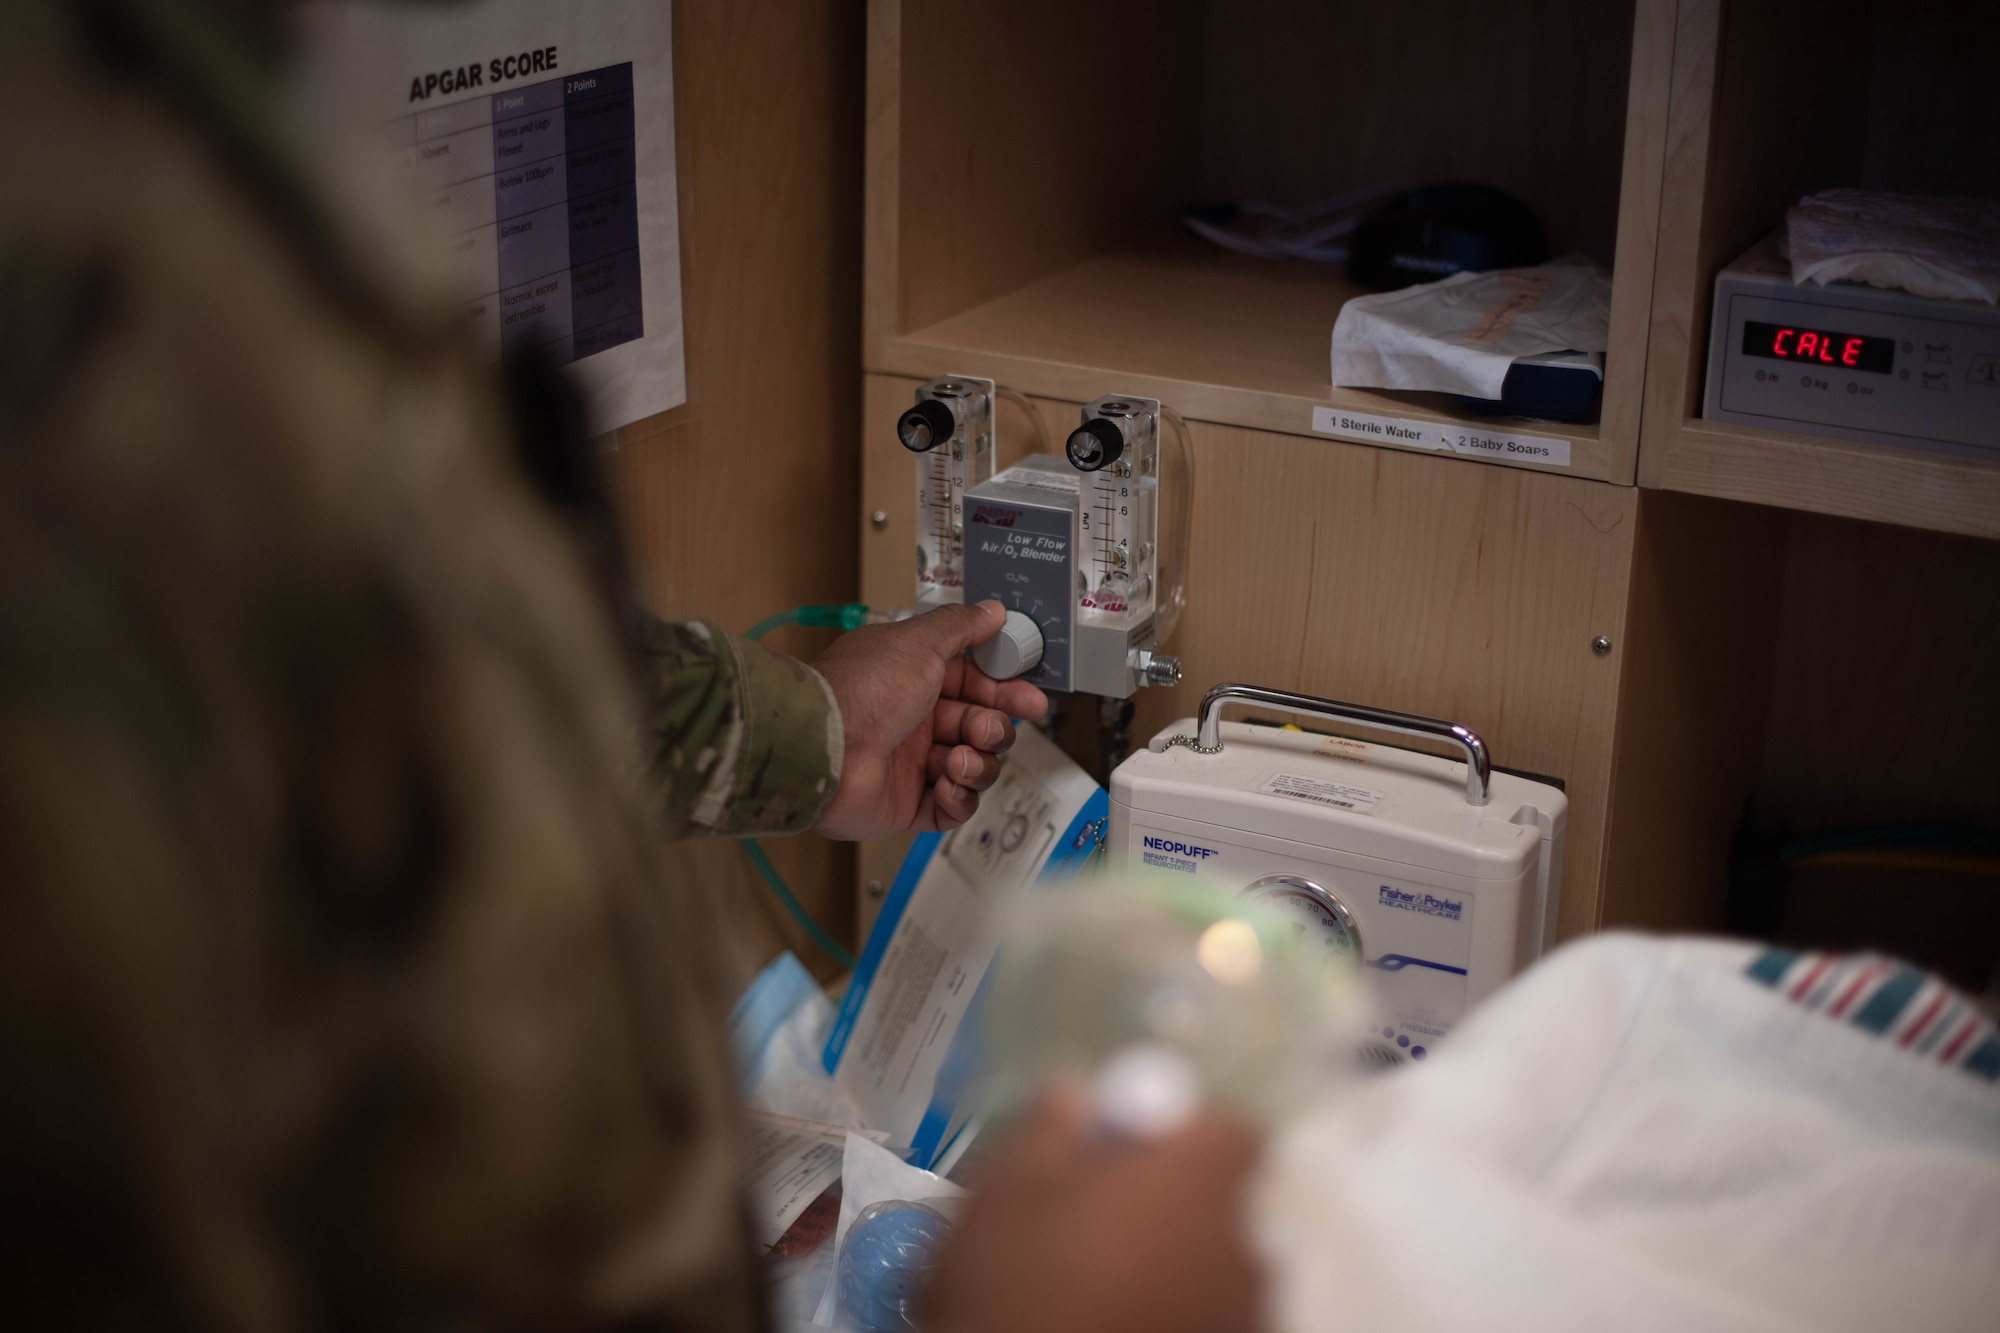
[638,613,844,837]
[6,5,775,1329]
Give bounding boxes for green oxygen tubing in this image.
[739,603,887,969]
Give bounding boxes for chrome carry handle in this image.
[1157,682,1492,807]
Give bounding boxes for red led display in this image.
[1743,320,1894,374]
[1775,328,1861,364]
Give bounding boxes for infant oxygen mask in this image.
[981,871,1361,1140]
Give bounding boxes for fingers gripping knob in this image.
[971,610,1044,679]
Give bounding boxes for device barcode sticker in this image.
[1261,772,1384,814]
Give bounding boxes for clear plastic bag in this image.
[811,1133,967,1330]
[836,1200,955,1333]
[1786,189,2000,304]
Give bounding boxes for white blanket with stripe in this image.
[1252,933,2000,1333]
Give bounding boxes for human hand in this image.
[811,600,1049,840]
[923,1087,1263,1333]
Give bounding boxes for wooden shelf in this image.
[858,0,2000,955]
[1654,418,2000,540]
[1636,0,2000,540]
[867,234,1624,481]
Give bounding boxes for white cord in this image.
[994,384,1048,457]
[1156,403,1195,648]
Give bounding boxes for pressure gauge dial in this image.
[1241,874,1363,973]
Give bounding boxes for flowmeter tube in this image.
[1066,395,1160,624]
[1065,393,1193,646]
[897,375,997,607]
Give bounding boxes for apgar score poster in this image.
[297,0,685,432]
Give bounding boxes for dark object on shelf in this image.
[1096,694,1136,785]
[1347,183,1550,292]
[1452,350,1604,422]
[1726,811,2000,994]
[1726,814,1794,939]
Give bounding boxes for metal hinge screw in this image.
[1591,636,1612,656]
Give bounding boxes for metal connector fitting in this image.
[1132,649,1182,688]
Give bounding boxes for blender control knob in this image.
[972,610,1045,679]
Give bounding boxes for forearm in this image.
[638,614,843,836]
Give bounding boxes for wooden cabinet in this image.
[1638,0,2000,537]
[854,0,1999,968]
[861,377,1641,938]
[1615,0,2000,970]
[866,0,1662,482]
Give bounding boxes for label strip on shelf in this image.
[1310,407,1571,468]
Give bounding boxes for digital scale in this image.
[1704,233,2000,458]
[1109,684,1567,1065]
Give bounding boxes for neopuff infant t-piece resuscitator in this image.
[1109,684,1567,1064]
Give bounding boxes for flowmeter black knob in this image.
[897,400,956,452]
[1065,418,1125,471]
